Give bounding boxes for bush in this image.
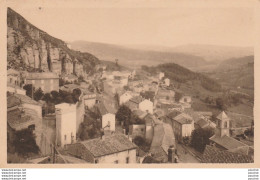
[190,128,215,153]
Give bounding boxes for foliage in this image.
[23,84,35,98]
[190,128,215,153]
[133,136,151,152]
[64,95,74,104]
[141,63,222,92]
[215,97,227,111]
[140,91,155,101]
[78,75,84,82]
[78,112,102,141]
[175,91,183,102]
[204,96,215,104]
[34,88,44,101]
[12,129,39,156]
[43,93,52,103]
[116,105,132,133]
[59,78,65,86]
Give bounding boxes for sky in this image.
[9,2,254,47]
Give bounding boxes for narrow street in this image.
[176,143,200,163]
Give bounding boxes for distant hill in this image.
[7,8,99,74]
[216,55,254,71]
[207,55,254,91]
[142,63,222,92]
[70,41,209,69]
[129,44,254,62]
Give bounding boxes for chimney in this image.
[168,145,176,163]
[128,135,132,142]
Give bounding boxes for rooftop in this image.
[202,145,253,163]
[7,68,20,76]
[78,134,137,157]
[55,103,76,110]
[149,123,175,163]
[7,108,38,130]
[210,135,247,150]
[96,102,116,115]
[7,94,40,108]
[132,109,147,119]
[216,111,230,121]
[196,119,209,129]
[173,113,193,125]
[129,96,144,104]
[26,72,59,80]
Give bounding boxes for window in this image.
[64,135,67,141]
[126,157,129,163]
[95,159,99,164]
[114,160,119,164]
[10,78,12,83]
[28,124,35,131]
[224,122,228,128]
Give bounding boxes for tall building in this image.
[55,103,77,147]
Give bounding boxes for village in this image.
[7,63,254,164]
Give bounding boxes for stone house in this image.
[66,134,137,163]
[25,72,59,93]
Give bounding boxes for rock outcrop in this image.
[7,8,99,76]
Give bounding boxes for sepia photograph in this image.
[1,0,258,167]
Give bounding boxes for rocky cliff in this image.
[7,8,99,76]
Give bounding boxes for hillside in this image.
[7,8,99,74]
[70,41,209,69]
[206,56,254,95]
[130,44,253,62]
[216,55,254,71]
[142,63,222,92]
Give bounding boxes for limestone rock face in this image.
[7,8,99,76]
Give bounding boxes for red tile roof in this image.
[216,111,230,121]
[7,94,40,108]
[77,134,137,157]
[7,108,38,131]
[210,135,247,150]
[202,145,253,163]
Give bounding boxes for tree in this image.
[175,91,183,102]
[78,75,84,82]
[51,90,59,98]
[140,91,155,101]
[23,84,35,98]
[72,88,82,103]
[34,88,44,101]
[64,95,74,104]
[114,93,119,108]
[43,93,52,103]
[190,128,215,153]
[12,129,39,156]
[59,78,65,86]
[116,105,132,133]
[216,97,227,111]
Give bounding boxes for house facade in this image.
[55,103,77,147]
[25,72,59,93]
[119,91,133,105]
[83,93,96,109]
[164,78,170,86]
[66,134,137,163]
[139,99,153,114]
[166,111,194,142]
